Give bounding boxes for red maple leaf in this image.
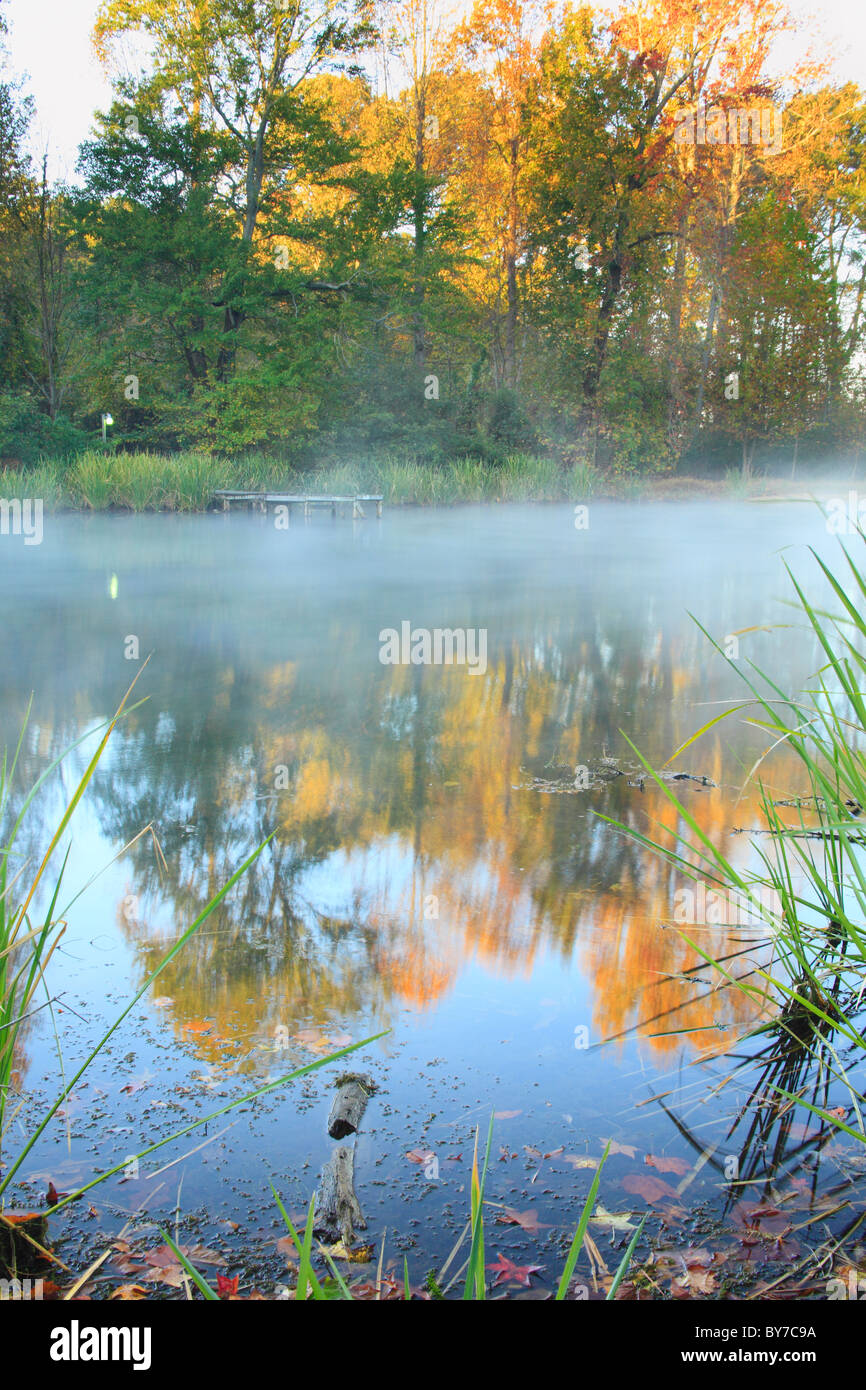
[486,1253,544,1288]
[217,1274,240,1299]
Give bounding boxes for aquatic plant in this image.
[158,1132,646,1301]
[607,531,866,1144]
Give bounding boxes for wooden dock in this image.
[213,490,383,519]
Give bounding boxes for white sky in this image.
[4,0,864,183]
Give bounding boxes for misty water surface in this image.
[0,499,857,1285]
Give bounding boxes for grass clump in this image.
[2,451,614,513]
[608,529,866,1142]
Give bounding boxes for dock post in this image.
[376,499,383,519]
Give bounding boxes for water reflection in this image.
[0,503,834,1090]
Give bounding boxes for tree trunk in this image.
[503,136,520,390]
[327,1074,376,1139]
[413,94,427,371]
[313,1145,366,1245]
[692,280,721,439]
[579,201,629,432]
[666,210,689,455]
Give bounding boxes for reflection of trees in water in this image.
[1,559,816,1066]
[73,608,791,1058]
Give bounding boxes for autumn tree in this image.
[448,0,547,391]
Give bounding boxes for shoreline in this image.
[1,458,860,515]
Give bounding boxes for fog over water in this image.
[0,497,859,1278]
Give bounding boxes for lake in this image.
[1,499,858,1295]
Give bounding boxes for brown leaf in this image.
[109,1284,149,1301]
[607,1140,638,1158]
[494,1207,552,1234]
[621,1173,679,1203]
[143,1245,183,1269]
[186,1244,226,1266]
[143,1264,186,1288]
[406,1149,435,1164]
[110,1256,148,1278]
[674,1265,717,1296]
[325,1241,374,1263]
[644,1154,690,1176]
[142,1242,226,1281]
[350,1274,402,1300]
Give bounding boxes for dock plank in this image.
[212,489,383,516]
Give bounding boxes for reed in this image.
[5,451,612,512]
[604,532,866,1142]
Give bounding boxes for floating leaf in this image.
[588,1204,636,1232]
[622,1173,679,1203]
[494,1207,552,1234]
[606,1140,638,1158]
[325,1241,374,1263]
[644,1154,690,1176]
[486,1253,544,1288]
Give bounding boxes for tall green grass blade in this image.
[606,1214,647,1300]
[556,1141,611,1300]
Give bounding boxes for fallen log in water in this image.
[327,1072,376,1140]
[313,1144,366,1245]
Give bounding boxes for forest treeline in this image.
[0,0,864,474]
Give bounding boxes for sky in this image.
[3,0,865,183]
